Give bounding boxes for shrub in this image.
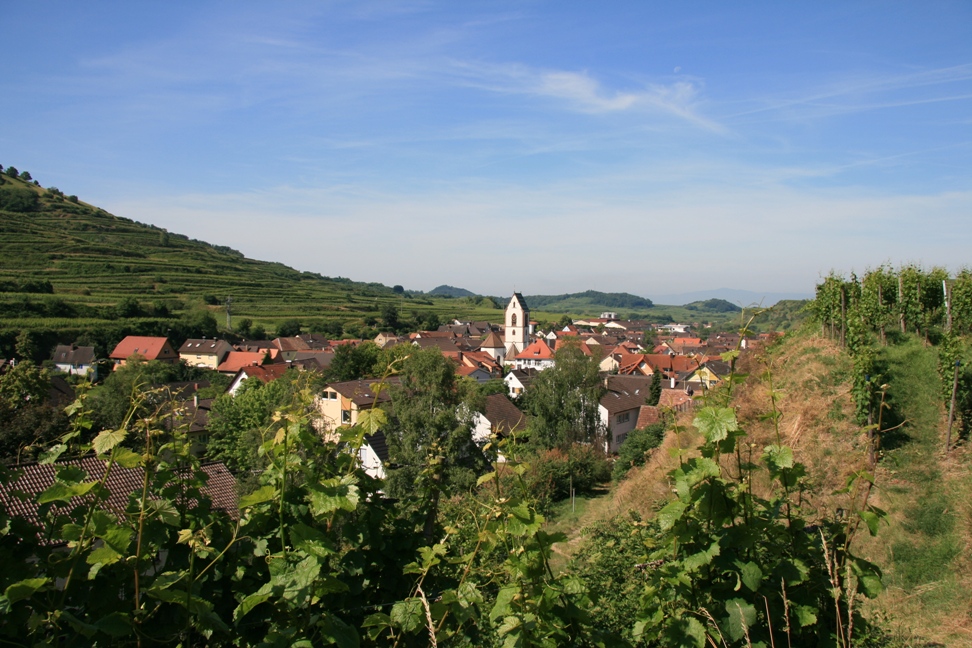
[612,422,666,481]
[525,444,610,508]
[0,187,38,212]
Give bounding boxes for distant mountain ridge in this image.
[647,288,813,307]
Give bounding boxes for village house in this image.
[178,338,234,369]
[599,375,654,453]
[51,344,97,379]
[504,368,538,398]
[471,393,529,460]
[109,336,178,369]
[316,378,401,480]
[509,339,556,371]
[316,378,399,430]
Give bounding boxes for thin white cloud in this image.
[727,63,972,121]
[448,60,726,132]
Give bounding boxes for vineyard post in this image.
[866,374,875,467]
[943,279,952,332]
[840,286,847,347]
[878,282,885,345]
[946,360,960,455]
[899,273,905,333]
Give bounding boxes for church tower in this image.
[504,293,529,357]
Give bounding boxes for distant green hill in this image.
[684,298,740,313]
[428,285,476,298]
[523,290,653,314]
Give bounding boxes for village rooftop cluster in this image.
[37,294,777,482]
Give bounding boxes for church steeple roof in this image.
[510,292,529,311]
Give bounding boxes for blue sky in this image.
[2,2,970,298]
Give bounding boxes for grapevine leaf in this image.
[490,586,517,622]
[113,447,143,469]
[38,443,67,465]
[663,615,706,648]
[657,500,688,532]
[693,407,738,444]
[37,480,97,504]
[306,476,360,515]
[850,557,884,598]
[92,427,127,455]
[762,445,794,472]
[240,485,276,508]
[792,604,817,628]
[5,578,47,603]
[320,613,359,648]
[858,510,881,537]
[95,612,132,637]
[725,597,757,641]
[356,409,387,437]
[739,561,763,592]
[476,471,496,487]
[234,587,272,622]
[391,598,424,633]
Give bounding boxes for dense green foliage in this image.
[611,422,665,481]
[522,344,605,450]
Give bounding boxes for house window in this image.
[617,433,628,445]
[616,412,630,424]
[341,410,352,424]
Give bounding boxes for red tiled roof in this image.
[636,405,662,428]
[236,363,291,384]
[658,389,693,410]
[515,340,555,360]
[0,458,239,537]
[109,336,176,361]
[217,351,272,373]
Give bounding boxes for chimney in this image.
[670,377,675,389]
[193,394,198,408]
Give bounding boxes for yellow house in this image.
[178,339,234,369]
[315,378,400,431]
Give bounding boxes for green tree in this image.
[235,317,253,337]
[648,370,662,406]
[0,361,67,461]
[18,170,31,182]
[523,343,605,450]
[380,302,399,331]
[384,347,488,540]
[14,330,41,363]
[86,358,186,431]
[275,318,302,337]
[328,342,380,382]
[206,376,294,477]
